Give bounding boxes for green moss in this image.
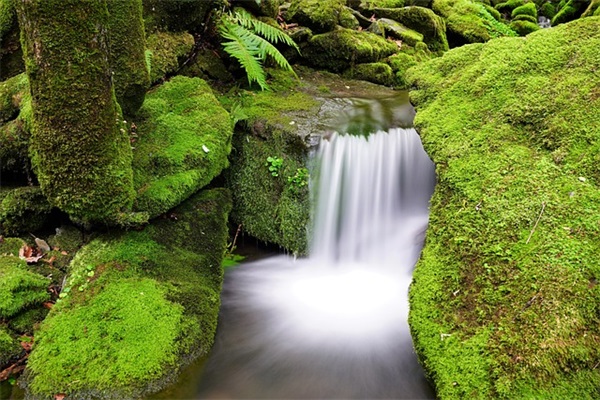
[287,0,346,33]
[345,62,395,86]
[16,0,136,226]
[512,2,538,17]
[513,13,539,22]
[0,0,14,40]
[387,52,419,88]
[0,256,50,318]
[146,31,194,84]
[0,327,21,367]
[582,0,600,16]
[8,307,48,335]
[408,17,600,398]
[0,72,27,123]
[142,0,217,33]
[0,237,25,256]
[551,0,587,24]
[377,18,425,46]
[47,225,84,254]
[361,0,407,7]
[0,0,23,80]
[0,186,53,235]
[510,19,541,34]
[432,0,517,45]
[303,27,398,72]
[338,6,361,29]
[132,76,232,219]
[370,6,449,54]
[0,73,31,176]
[26,188,231,398]
[495,0,526,12]
[107,0,150,116]
[540,2,557,18]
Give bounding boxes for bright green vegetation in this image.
[432,0,517,44]
[225,73,317,255]
[107,0,150,116]
[287,0,346,33]
[26,188,231,398]
[146,31,195,84]
[132,76,232,219]
[495,0,526,13]
[0,256,50,318]
[366,6,449,54]
[219,8,300,90]
[512,2,538,17]
[361,0,407,8]
[510,19,540,34]
[0,186,53,235]
[345,62,395,86]
[408,18,600,398]
[16,0,136,226]
[582,0,600,16]
[552,0,588,25]
[303,27,398,72]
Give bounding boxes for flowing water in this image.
[193,127,437,399]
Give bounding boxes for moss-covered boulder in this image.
[146,31,195,84]
[375,18,425,46]
[107,0,150,116]
[287,0,346,33]
[0,186,53,235]
[368,6,449,54]
[344,62,396,86]
[408,17,600,398]
[0,0,24,80]
[0,73,31,175]
[432,0,517,45]
[302,27,398,72]
[552,0,590,24]
[0,256,50,318]
[510,18,541,34]
[0,326,21,368]
[582,0,600,16]
[16,0,136,226]
[142,0,218,33]
[131,76,232,219]
[23,188,231,399]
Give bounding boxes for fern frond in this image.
[219,21,268,90]
[234,8,300,53]
[144,49,152,75]
[255,35,297,77]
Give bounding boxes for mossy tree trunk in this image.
[15,0,135,225]
[107,0,149,116]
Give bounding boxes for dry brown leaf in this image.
[54,394,66,400]
[19,244,44,264]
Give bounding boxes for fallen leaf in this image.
[35,238,51,252]
[44,255,57,265]
[61,251,68,255]
[19,244,44,264]
[43,302,54,310]
[54,394,66,400]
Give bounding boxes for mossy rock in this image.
[0,0,24,81]
[495,0,526,13]
[0,73,27,124]
[287,0,346,33]
[132,76,232,219]
[7,306,48,335]
[24,188,231,399]
[0,73,31,177]
[368,6,449,54]
[585,0,600,16]
[142,0,218,33]
[377,18,425,46]
[512,1,538,17]
[180,48,235,83]
[513,13,539,22]
[0,326,21,369]
[432,0,517,46]
[0,186,53,235]
[146,31,195,84]
[302,27,398,72]
[510,18,541,34]
[551,0,589,24]
[387,52,419,88]
[540,1,557,18]
[344,62,396,86]
[408,17,600,398]
[359,0,407,8]
[0,256,50,318]
[240,0,284,18]
[0,237,26,256]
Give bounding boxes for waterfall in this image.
[196,128,436,399]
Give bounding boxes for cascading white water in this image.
[196,128,436,399]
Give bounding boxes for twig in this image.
[230,224,242,252]
[526,202,546,244]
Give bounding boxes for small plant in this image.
[287,167,309,193]
[218,8,300,90]
[266,156,283,176]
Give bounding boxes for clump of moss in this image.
[0,0,24,80]
[540,2,557,18]
[408,17,600,398]
[8,307,48,335]
[0,256,50,318]
[0,73,31,177]
[287,0,346,33]
[107,0,150,116]
[0,186,53,235]
[495,0,526,13]
[432,0,517,45]
[376,18,425,46]
[302,27,398,72]
[25,188,231,398]
[132,76,232,219]
[512,1,538,17]
[345,62,396,86]
[16,0,136,226]
[146,31,195,84]
[0,237,26,256]
[0,327,21,368]
[368,6,449,54]
[551,0,588,24]
[510,18,540,34]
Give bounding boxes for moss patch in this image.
[0,256,50,318]
[132,76,232,219]
[25,188,231,398]
[146,31,194,84]
[408,17,600,398]
[0,326,21,368]
[0,186,53,235]
[302,27,398,72]
[287,0,346,33]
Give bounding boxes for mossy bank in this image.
[408,18,600,398]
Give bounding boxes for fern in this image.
[144,49,153,75]
[219,8,299,90]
